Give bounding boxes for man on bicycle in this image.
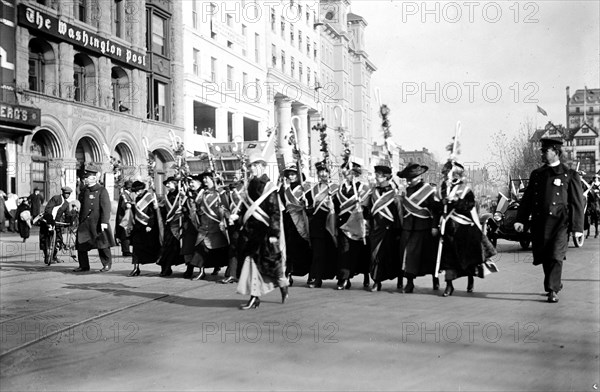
[39,186,73,265]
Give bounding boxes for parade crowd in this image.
[2,137,592,308]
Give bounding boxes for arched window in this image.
[111,67,130,112]
[73,53,95,104]
[28,38,55,94]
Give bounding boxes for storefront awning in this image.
[0,124,34,137]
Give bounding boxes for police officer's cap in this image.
[540,137,563,149]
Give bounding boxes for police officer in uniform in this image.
[74,169,115,272]
[515,138,584,303]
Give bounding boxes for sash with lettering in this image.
[284,183,310,242]
[403,183,435,219]
[229,185,244,215]
[311,183,338,245]
[441,183,482,232]
[339,181,369,241]
[242,181,278,227]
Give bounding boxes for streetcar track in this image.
[0,275,214,325]
[0,283,210,359]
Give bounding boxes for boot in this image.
[397,270,404,290]
[442,281,454,297]
[280,287,289,303]
[363,274,370,289]
[404,278,414,293]
[467,276,474,293]
[240,296,260,310]
[183,264,194,279]
[432,276,440,290]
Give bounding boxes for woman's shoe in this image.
[336,280,345,290]
[467,276,474,293]
[442,283,454,297]
[280,287,289,304]
[128,268,140,277]
[211,267,221,276]
[404,280,415,293]
[370,282,382,292]
[219,276,236,284]
[193,270,206,281]
[345,280,351,290]
[432,277,440,291]
[240,296,260,310]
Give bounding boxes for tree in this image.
[488,119,540,194]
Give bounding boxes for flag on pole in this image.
[496,192,509,214]
[536,105,548,116]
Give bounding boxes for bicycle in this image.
[40,213,78,265]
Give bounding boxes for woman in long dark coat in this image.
[236,154,289,310]
[363,160,403,292]
[129,181,161,276]
[157,176,186,276]
[305,162,338,288]
[278,165,312,285]
[438,161,485,296]
[114,180,134,257]
[16,198,32,242]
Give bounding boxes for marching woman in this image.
[363,159,403,292]
[397,164,440,292]
[236,153,289,310]
[438,161,487,296]
[278,165,312,286]
[187,171,230,281]
[16,197,32,243]
[157,177,186,276]
[181,174,202,279]
[334,161,371,290]
[305,161,338,288]
[129,181,161,276]
[114,180,134,257]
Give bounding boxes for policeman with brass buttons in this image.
[514,138,584,303]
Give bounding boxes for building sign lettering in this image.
[18,5,148,71]
[0,103,41,128]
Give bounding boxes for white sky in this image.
[350,0,600,166]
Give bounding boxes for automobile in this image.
[481,178,586,249]
[480,179,531,249]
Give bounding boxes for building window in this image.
[227,65,234,89]
[271,7,276,31]
[227,14,233,26]
[242,72,248,86]
[290,25,294,45]
[193,48,200,76]
[111,67,130,112]
[74,0,87,23]
[307,67,311,85]
[577,151,596,174]
[290,57,295,78]
[299,62,303,82]
[306,11,310,25]
[298,31,302,50]
[151,13,167,56]
[151,79,169,122]
[254,33,260,63]
[576,138,595,146]
[281,50,285,72]
[28,39,55,94]
[227,41,233,49]
[271,44,277,67]
[281,19,285,38]
[211,57,217,82]
[242,25,247,56]
[307,41,311,56]
[313,11,317,29]
[313,42,317,60]
[73,53,95,104]
[113,0,123,38]
[576,107,580,113]
[192,0,198,29]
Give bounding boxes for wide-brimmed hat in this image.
[374,158,392,175]
[247,152,267,166]
[131,180,146,192]
[162,176,177,186]
[397,163,428,179]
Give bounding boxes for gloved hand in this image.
[514,223,524,233]
[100,223,108,231]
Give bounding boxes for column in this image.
[277,98,292,164]
[292,105,309,174]
[308,112,323,170]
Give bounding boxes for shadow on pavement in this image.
[62,282,246,308]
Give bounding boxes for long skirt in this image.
[337,232,370,280]
[283,212,312,277]
[370,227,401,282]
[440,220,483,280]
[401,229,438,277]
[309,236,337,281]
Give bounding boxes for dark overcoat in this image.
[516,163,584,265]
[76,183,116,251]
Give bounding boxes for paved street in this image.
[0,229,598,391]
